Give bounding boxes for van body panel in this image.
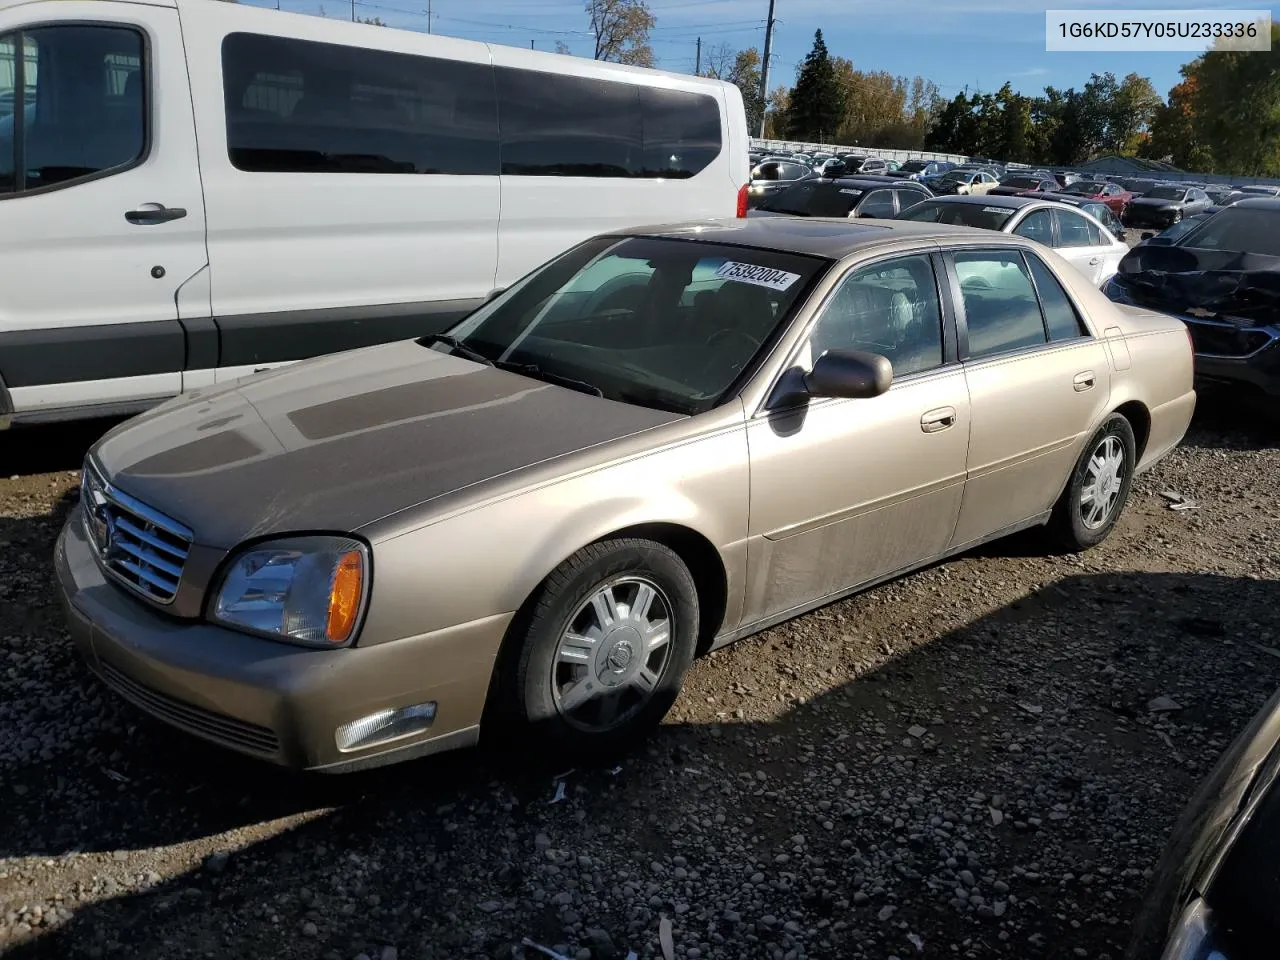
[0,0,746,425]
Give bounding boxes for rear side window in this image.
[495,67,721,179]
[1056,209,1100,247]
[953,250,1048,359]
[1012,209,1054,245]
[1026,253,1089,340]
[222,33,498,175]
[0,26,146,196]
[856,189,895,218]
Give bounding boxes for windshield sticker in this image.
[982,206,1007,214]
[839,188,863,196]
[715,261,801,291]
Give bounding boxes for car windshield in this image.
[898,160,928,172]
[1144,186,1186,201]
[1178,207,1280,256]
[758,181,863,217]
[1064,182,1102,195]
[896,199,1015,230]
[940,172,973,183]
[442,236,827,416]
[1001,177,1041,189]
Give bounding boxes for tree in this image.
[1186,23,1280,175]
[1108,73,1163,153]
[763,85,790,138]
[586,0,655,68]
[555,40,573,55]
[1142,74,1213,170]
[924,93,972,152]
[356,15,386,25]
[699,42,736,81]
[786,30,842,142]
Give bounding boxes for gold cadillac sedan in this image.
[55,219,1196,772]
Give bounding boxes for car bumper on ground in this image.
[55,510,508,772]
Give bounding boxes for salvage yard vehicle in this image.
[0,0,749,430]
[57,219,1196,772]
[1104,198,1280,403]
[748,176,932,219]
[1128,686,1280,960]
[1122,185,1213,229]
[895,195,1129,285]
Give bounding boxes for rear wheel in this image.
[1047,413,1137,551]
[492,538,699,758]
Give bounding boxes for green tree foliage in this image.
[785,30,842,142]
[1185,24,1280,176]
[702,46,764,135]
[587,0,655,68]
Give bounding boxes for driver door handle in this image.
[125,203,188,225]
[1074,371,1096,391]
[921,407,956,433]
[1088,256,1102,265]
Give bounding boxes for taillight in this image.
[736,182,749,218]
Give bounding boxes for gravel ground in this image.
[0,402,1277,960]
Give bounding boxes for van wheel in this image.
[495,539,699,758]
[1047,413,1136,551]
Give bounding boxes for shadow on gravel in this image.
[1184,390,1279,451]
[5,569,1278,959]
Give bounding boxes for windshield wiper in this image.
[419,333,493,366]
[494,360,604,398]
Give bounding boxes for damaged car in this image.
[1104,198,1280,402]
[1122,185,1213,230]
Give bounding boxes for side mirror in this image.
[803,349,892,399]
[483,287,507,304]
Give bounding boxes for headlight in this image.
[211,536,369,647]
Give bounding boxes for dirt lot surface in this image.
[0,404,1277,960]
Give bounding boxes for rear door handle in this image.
[125,204,188,225]
[920,407,957,433]
[1073,371,1096,391]
[1088,256,1102,265]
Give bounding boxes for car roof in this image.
[622,218,1018,259]
[1235,197,1280,210]
[914,194,1040,209]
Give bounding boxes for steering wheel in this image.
[705,328,761,353]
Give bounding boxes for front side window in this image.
[804,254,944,378]
[446,236,826,414]
[222,33,498,175]
[953,250,1048,359]
[856,189,895,218]
[0,25,145,196]
[1012,209,1054,245]
[1055,209,1099,247]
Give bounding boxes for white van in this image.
[0,0,750,427]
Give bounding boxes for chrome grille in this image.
[81,462,193,605]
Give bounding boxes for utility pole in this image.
[350,0,355,20]
[758,0,777,138]
[426,0,432,33]
[530,40,535,49]
[695,37,701,75]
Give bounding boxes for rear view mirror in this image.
[804,349,892,399]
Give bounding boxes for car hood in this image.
[1111,244,1280,328]
[91,343,683,549]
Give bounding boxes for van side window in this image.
[496,68,641,178]
[0,26,146,196]
[221,33,499,175]
[495,67,723,179]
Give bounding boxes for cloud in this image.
[1012,66,1052,77]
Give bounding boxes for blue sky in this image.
[251,0,1277,101]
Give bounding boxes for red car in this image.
[1060,180,1132,216]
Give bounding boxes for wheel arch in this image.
[1112,399,1152,461]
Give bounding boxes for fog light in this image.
[335,702,437,752]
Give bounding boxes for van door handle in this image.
[125,204,188,225]
[1073,371,1096,391]
[920,407,956,433]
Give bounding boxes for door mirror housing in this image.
[804,349,893,399]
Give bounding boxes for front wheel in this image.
[1047,413,1137,551]
[492,538,700,758]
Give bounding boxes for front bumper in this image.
[1187,325,1280,398]
[55,510,508,772]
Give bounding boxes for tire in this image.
[1047,413,1137,552]
[490,538,699,759]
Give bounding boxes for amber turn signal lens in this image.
[326,551,364,643]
